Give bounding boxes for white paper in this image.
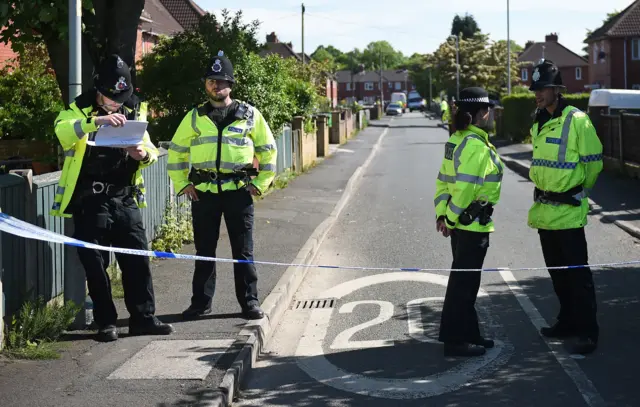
[87,120,148,147]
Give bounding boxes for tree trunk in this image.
[46,0,144,105]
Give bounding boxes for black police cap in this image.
[529,59,564,91]
[456,87,494,107]
[94,54,133,103]
[203,50,235,84]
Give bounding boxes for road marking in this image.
[294,272,513,399]
[107,339,234,380]
[499,270,606,407]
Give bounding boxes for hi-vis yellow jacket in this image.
[528,105,603,230]
[434,125,504,233]
[167,101,277,194]
[51,96,158,218]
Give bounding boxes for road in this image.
[234,112,640,407]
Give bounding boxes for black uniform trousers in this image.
[539,227,599,341]
[439,229,490,344]
[190,188,259,310]
[72,194,156,328]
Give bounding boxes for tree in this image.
[138,10,317,142]
[0,43,64,142]
[484,40,523,95]
[361,41,406,70]
[0,0,145,105]
[427,33,493,97]
[582,10,621,57]
[451,13,480,39]
[311,47,335,64]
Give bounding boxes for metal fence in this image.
[0,126,294,318]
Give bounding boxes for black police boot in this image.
[540,322,575,339]
[242,304,264,320]
[444,343,486,357]
[96,325,118,342]
[182,304,212,320]
[570,337,597,355]
[129,316,174,336]
[472,337,495,348]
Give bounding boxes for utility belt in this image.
[91,181,137,197]
[534,185,583,207]
[458,196,494,226]
[188,167,260,192]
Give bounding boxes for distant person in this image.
[527,59,603,355]
[434,87,504,357]
[51,55,173,342]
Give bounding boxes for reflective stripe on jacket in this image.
[528,105,603,230]
[167,101,277,194]
[434,125,504,233]
[51,98,158,218]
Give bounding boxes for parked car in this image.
[386,102,403,116]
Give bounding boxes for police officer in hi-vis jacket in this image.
[528,59,603,355]
[167,51,277,321]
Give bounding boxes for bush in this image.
[4,297,80,359]
[0,43,64,142]
[501,93,590,142]
[151,201,194,253]
[138,10,319,142]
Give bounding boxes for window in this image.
[593,44,599,64]
[576,67,582,80]
[395,82,401,90]
[365,82,374,91]
[388,82,393,88]
[521,68,528,81]
[346,83,352,91]
[632,38,640,60]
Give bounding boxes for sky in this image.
[194,0,635,58]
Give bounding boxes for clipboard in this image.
[86,120,148,147]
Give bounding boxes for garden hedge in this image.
[500,93,590,142]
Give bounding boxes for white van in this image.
[588,89,640,115]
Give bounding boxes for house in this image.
[584,0,640,90]
[336,69,415,104]
[0,0,205,68]
[517,33,589,94]
[260,32,337,108]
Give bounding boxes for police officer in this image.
[528,59,603,355]
[434,87,504,357]
[167,51,277,321]
[52,54,174,342]
[440,98,449,125]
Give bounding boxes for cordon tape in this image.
[0,212,639,273]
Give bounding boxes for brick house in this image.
[584,0,640,90]
[517,33,589,94]
[336,69,415,104]
[260,32,338,108]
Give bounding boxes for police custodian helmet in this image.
[456,87,495,108]
[203,50,235,84]
[94,54,133,103]
[529,59,565,91]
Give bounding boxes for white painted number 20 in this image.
[330,297,444,350]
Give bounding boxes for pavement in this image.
[229,113,640,407]
[495,140,640,240]
[0,117,394,407]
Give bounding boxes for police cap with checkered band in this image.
[203,50,235,84]
[456,87,495,108]
[529,58,564,91]
[94,54,133,103]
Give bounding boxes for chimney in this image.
[545,33,558,42]
[525,40,534,50]
[286,42,293,49]
[266,32,279,43]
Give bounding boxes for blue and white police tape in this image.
[1,212,639,273]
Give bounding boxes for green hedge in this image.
[500,93,590,142]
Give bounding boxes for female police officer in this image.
[433,87,504,357]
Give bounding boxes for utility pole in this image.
[455,34,460,100]
[429,68,432,110]
[507,0,511,95]
[379,52,383,106]
[301,3,305,64]
[69,0,82,102]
